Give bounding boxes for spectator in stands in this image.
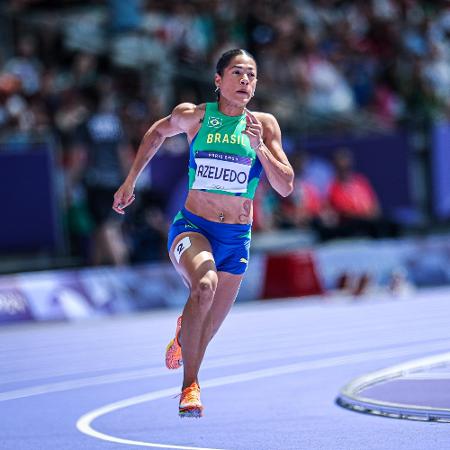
[293,32,356,116]
[297,149,334,198]
[4,34,42,96]
[279,151,324,229]
[278,151,339,240]
[54,88,90,143]
[70,52,99,90]
[73,89,133,266]
[370,71,404,129]
[0,72,35,144]
[125,190,168,263]
[64,145,93,265]
[326,148,395,239]
[329,148,380,218]
[0,73,23,133]
[421,42,450,113]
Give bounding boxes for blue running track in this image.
[2,288,450,450]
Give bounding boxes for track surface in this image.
[2,288,450,450]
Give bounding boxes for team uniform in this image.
[167,102,263,274]
[166,102,264,417]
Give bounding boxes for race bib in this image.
[192,151,252,193]
[174,236,191,263]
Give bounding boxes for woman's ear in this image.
[214,73,221,90]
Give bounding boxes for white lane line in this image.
[76,344,450,450]
[77,386,224,450]
[0,366,170,402]
[3,337,450,402]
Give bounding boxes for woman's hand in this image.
[112,181,136,215]
[243,109,264,150]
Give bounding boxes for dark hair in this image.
[215,49,257,100]
[216,49,257,76]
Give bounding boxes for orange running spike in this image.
[179,382,203,418]
[165,316,183,370]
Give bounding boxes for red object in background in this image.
[262,251,324,299]
[328,174,379,219]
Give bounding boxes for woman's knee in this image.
[191,271,218,306]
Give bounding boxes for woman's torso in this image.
[185,104,262,224]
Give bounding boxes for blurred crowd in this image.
[0,0,449,266]
[254,148,398,239]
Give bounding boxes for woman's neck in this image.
[217,98,245,116]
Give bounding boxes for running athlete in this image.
[112,49,294,418]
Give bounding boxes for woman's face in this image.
[215,53,258,106]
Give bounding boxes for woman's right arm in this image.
[112,103,196,214]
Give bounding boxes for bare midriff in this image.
[185,190,253,225]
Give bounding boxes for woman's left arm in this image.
[245,110,294,197]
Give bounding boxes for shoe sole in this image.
[179,407,203,418]
[165,317,183,370]
[165,339,183,370]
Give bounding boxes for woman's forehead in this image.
[226,54,257,70]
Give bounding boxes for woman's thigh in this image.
[169,232,217,288]
[215,272,244,304]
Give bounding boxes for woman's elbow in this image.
[278,176,294,197]
[280,183,294,197]
[284,170,295,196]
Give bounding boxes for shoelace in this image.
[183,388,199,403]
[176,384,200,403]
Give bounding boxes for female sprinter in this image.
[112,49,294,418]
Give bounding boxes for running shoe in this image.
[179,382,203,418]
[165,316,183,369]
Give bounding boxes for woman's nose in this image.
[240,77,249,85]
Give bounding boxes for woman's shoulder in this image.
[251,110,279,126]
[171,102,207,129]
[172,102,206,116]
[251,110,281,135]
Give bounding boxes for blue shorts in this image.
[167,208,251,275]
